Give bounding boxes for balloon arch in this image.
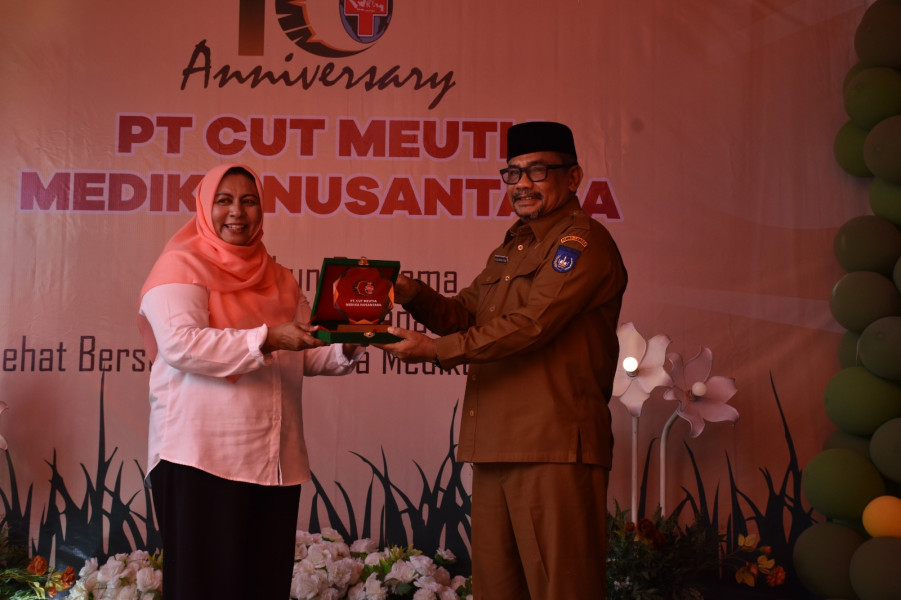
[796,2,901,599]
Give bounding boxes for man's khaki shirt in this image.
[404,198,627,468]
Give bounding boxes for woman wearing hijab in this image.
[137,164,361,600]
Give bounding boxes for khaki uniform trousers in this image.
[471,462,609,600]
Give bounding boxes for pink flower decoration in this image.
[612,323,673,417]
[663,347,739,437]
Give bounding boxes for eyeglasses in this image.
[499,163,575,184]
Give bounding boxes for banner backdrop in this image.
[0,0,869,570]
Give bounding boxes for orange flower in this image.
[766,565,787,587]
[756,555,775,574]
[735,564,757,587]
[60,566,77,588]
[47,586,57,598]
[737,533,758,552]
[27,555,48,576]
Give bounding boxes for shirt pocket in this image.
[478,254,545,316]
[479,261,505,285]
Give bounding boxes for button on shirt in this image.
[404,199,627,467]
[140,283,359,486]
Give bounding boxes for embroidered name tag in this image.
[494,255,508,263]
[553,245,580,273]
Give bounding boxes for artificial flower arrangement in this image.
[291,528,471,600]
[606,507,787,599]
[1,522,76,599]
[65,549,162,600]
[726,533,787,589]
[0,550,77,599]
[0,527,471,600]
[606,505,719,600]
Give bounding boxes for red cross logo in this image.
[343,0,388,37]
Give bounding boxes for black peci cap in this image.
[506,121,577,161]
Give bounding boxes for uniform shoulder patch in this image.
[552,245,581,273]
[561,235,588,248]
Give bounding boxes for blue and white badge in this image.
[552,245,580,273]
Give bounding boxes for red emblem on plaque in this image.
[333,266,394,324]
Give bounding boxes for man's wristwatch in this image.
[432,355,443,370]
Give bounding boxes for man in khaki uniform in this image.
[380,121,627,599]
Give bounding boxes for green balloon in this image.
[864,115,901,184]
[793,522,864,599]
[836,121,874,177]
[844,62,873,91]
[854,0,901,69]
[825,428,872,459]
[824,366,901,435]
[844,67,901,130]
[870,418,901,482]
[802,448,886,520]
[850,537,901,600]
[834,215,901,276]
[839,330,862,368]
[830,271,901,333]
[870,178,901,227]
[859,316,901,380]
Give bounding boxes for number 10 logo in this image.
[238,0,394,58]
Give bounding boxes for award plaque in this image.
[310,257,402,343]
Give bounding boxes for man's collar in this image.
[506,197,582,242]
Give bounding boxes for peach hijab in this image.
[137,164,299,362]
